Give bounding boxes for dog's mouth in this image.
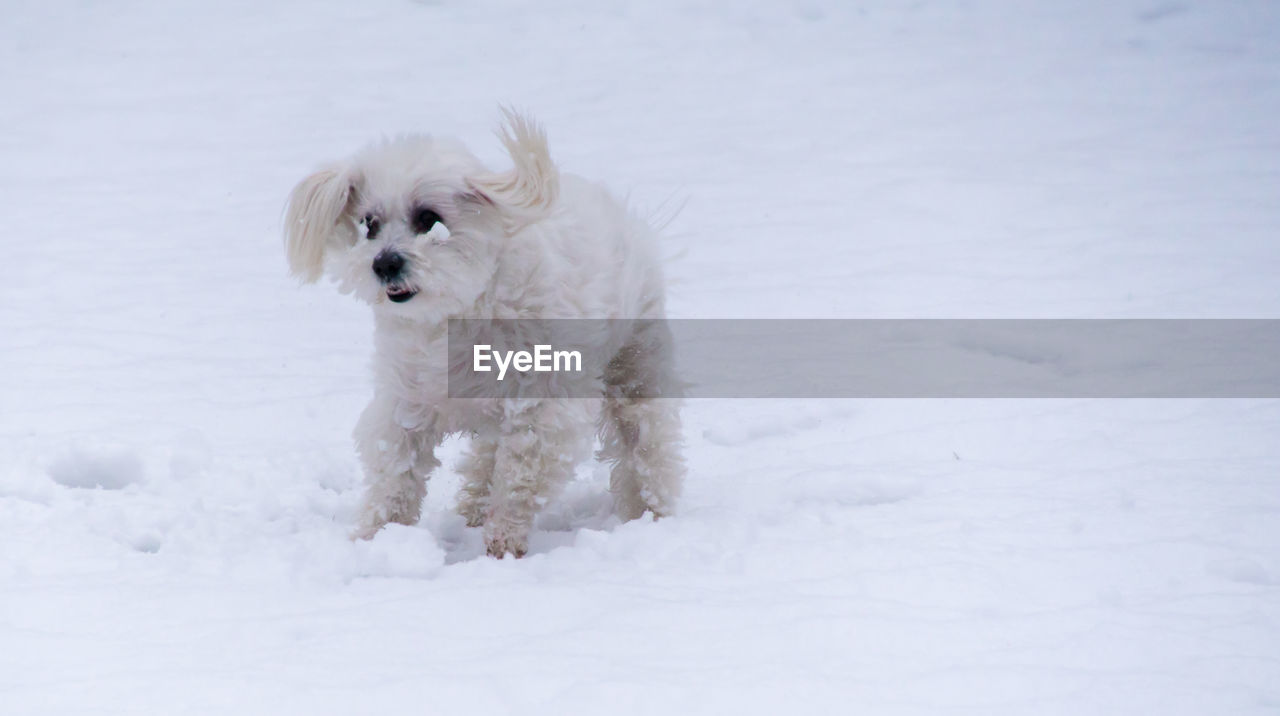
[386,287,418,303]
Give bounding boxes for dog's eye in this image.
[361,214,381,240]
[411,207,442,235]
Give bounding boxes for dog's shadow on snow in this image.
[423,475,622,564]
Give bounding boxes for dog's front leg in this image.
[350,395,441,540]
[484,400,584,558]
[456,436,498,528]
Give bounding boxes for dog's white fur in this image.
[284,109,684,557]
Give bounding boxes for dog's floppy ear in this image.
[463,107,560,234]
[283,166,356,283]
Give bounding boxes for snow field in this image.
[2,0,1279,713]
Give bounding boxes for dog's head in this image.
[283,109,558,320]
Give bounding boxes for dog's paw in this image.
[349,521,384,541]
[484,534,528,559]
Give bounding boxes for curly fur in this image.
[284,109,684,557]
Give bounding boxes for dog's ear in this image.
[283,166,357,283]
[462,107,560,235]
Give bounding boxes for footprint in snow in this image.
[47,445,145,490]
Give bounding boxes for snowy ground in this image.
[3,1,1280,713]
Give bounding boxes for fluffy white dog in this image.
[284,109,684,557]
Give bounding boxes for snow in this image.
[2,0,1279,713]
[46,443,146,490]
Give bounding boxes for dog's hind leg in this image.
[350,397,440,540]
[456,436,497,528]
[484,400,589,557]
[598,324,685,521]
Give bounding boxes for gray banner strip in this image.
[447,320,1280,398]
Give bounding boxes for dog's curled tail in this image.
[468,107,560,234]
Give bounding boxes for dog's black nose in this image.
[372,251,405,281]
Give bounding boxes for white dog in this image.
[284,109,684,557]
